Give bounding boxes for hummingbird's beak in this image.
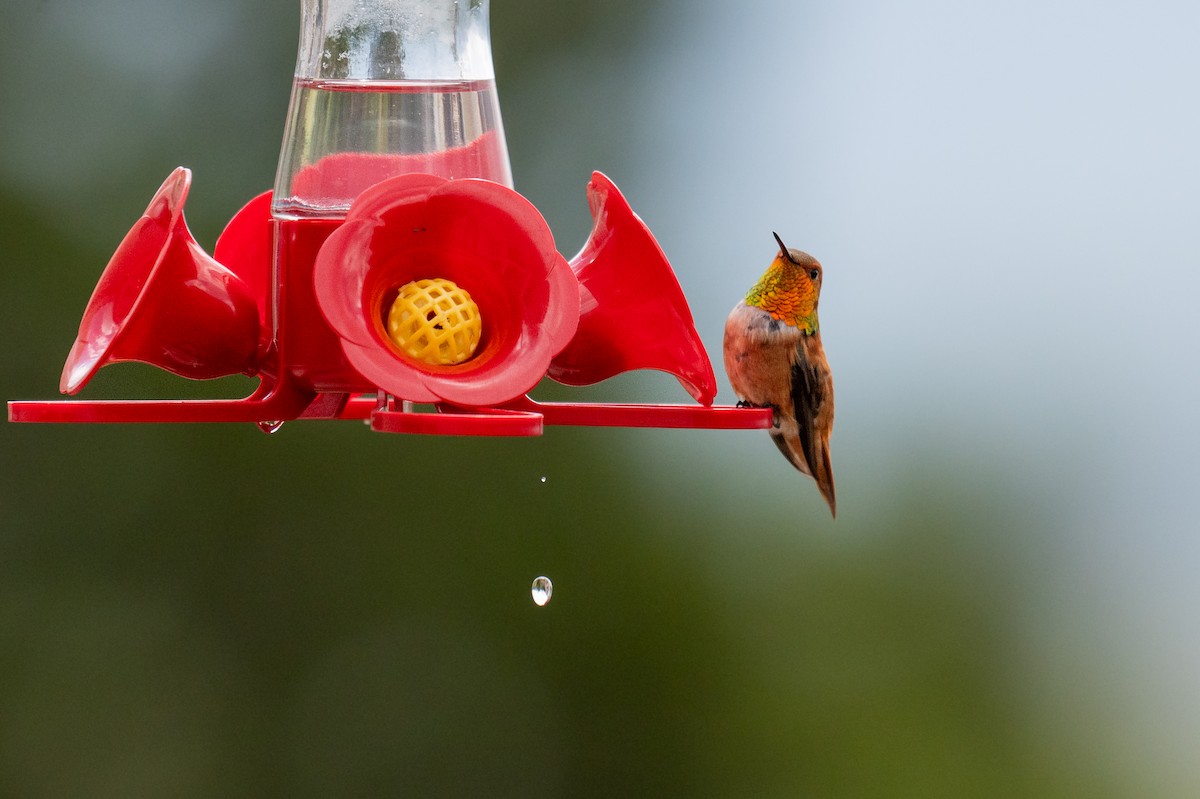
[773,231,798,265]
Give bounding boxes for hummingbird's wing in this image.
[789,357,823,470]
[787,343,837,516]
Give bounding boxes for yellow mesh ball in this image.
[386,278,482,365]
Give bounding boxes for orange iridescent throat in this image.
[745,258,819,334]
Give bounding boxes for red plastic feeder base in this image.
[8,395,773,437]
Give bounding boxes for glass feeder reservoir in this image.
[273,0,512,219]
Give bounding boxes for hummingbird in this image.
[723,232,836,517]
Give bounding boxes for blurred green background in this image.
[3,1,1198,796]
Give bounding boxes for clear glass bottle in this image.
[272,0,511,219]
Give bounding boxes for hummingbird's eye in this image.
[809,269,820,280]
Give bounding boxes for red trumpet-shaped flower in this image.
[549,172,717,405]
[60,167,263,395]
[313,173,580,406]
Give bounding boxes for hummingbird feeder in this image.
[8,0,773,437]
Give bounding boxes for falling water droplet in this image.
[531,576,553,606]
[539,476,547,483]
[257,420,284,435]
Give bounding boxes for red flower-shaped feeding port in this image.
[59,167,263,395]
[313,173,580,407]
[550,172,716,406]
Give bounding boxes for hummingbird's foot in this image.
[735,399,779,425]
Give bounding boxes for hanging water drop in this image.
[257,420,284,434]
[531,576,553,606]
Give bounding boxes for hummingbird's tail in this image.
[770,426,836,518]
[815,447,836,518]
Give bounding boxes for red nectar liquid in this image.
[272,78,512,218]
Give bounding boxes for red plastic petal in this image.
[213,189,274,335]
